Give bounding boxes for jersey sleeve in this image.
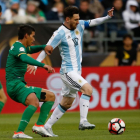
[10,45,26,58]
[47,31,62,49]
[79,20,90,29]
[26,45,46,54]
[79,15,111,29]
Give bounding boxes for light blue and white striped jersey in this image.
[47,20,90,74]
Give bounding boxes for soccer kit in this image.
[36,15,111,98]
[6,41,46,105]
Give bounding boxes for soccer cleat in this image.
[79,120,95,130]
[12,131,33,139]
[32,123,52,137]
[45,127,58,137]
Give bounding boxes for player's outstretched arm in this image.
[26,45,53,54]
[27,47,53,75]
[26,45,46,54]
[28,45,53,74]
[88,7,114,27]
[20,53,45,67]
[27,63,55,74]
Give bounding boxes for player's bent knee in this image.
[29,99,39,108]
[25,93,39,107]
[85,85,93,96]
[46,92,55,102]
[63,102,72,109]
[41,89,55,102]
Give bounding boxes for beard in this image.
[70,23,77,30]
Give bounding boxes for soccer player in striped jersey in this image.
[0,5,7,114]
[28,6,114,137]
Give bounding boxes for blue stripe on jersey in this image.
[78,24,84,52]
[84,21,89,28]
[50,33,61,49]
[59,30,73,74]
[70,31,81,71]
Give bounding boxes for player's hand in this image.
[44,45,53,55]
[43,65,55,73]
[108,7,114,17]
[27,65,37,75]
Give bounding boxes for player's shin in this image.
[36,101,54,125]
[17,105,37,132]
[80,94,90,123]
[44,104,67,129]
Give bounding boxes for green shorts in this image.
[0,82,3,89]
[6,80,42,106]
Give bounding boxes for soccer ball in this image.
[108,118,125,135]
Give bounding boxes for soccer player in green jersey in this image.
[6,25,55,139]
[0,5,7,114]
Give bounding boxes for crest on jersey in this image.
[75,30,79,35]
[72,38,79,47]
[19,47,25,52]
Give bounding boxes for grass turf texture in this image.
[0,110,140,140]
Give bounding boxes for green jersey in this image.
[6,41,45,82]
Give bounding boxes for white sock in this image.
[80,94,90,124]
[44,104,66,129]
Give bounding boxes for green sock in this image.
[17,105,37,132]
[36,101,54,125]
[0,101,4,113]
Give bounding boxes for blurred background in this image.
[0,0,140,112]
[1,0,140,67]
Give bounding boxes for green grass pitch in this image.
[0,110,140,140]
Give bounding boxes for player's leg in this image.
[13,92,39,139]
[7,81,40,139]
[36,89,55,125]
[79,83,95,130]
[61,71,95,130]
[44,80,76,137]
[44,96,75,136]
[32,88,55,137]
[0,82,7,113]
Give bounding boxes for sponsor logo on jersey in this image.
[19,47,25,52]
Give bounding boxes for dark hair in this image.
[0,5,2,12]
[18,25,35,39]
[123,34,133,41]
[64,6,79,19]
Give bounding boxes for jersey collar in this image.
[62,24,75,31]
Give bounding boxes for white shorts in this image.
[60,71,88,98]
